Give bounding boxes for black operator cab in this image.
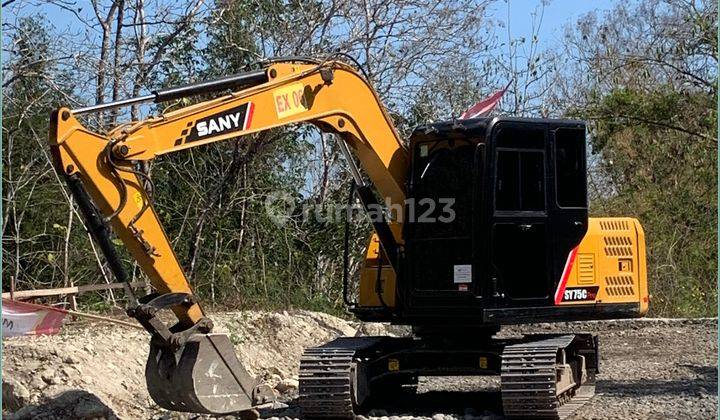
[400,117,588,324]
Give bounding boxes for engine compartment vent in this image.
[605,275,635,296]
[576,254,595,285]
[599,220,630,231]
[603,236,633,257]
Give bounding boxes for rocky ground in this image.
[2,311,717,419]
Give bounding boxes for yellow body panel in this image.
[560,217,649,315]
[358,233,396,307]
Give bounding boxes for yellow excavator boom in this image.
[49,59,408,414]
[51,61,406,325]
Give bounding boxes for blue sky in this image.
[501,0,618,48]
[8,0,618,49]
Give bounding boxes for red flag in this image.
[2,299,67,337]
[459,81,511,119]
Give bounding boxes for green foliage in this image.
[557,0,718,317]
[3,16,103,296]
[576,87,717,317]
[140,0,367,313]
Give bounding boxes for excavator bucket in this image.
[145,332,271,414]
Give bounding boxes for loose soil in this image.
[2,311,716,420]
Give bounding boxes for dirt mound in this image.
[1,309,373,419]
[213,310,357,380]
[4,312,715,420]
[2,322,151,419]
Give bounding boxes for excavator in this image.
[49,58,649,419]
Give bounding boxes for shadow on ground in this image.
[257,365,720,419]
[597,365,717,397]
[367,389,503,416]
[264,390,503,418]
[5,389,118,420]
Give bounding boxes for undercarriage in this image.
[299,331,598,419]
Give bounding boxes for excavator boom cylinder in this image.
[72,69,269,115]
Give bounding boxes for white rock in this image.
[275,378,299,393]
[40,368,59,385]
[63,355,79,364]
[61,366,76,377]
[29,375,46,390]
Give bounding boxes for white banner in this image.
[2,310,42,337]
[2,299,66,337]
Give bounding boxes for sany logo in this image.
[181,102,254,144]
[196,112,243,137]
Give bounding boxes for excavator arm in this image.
[49,60,408,414]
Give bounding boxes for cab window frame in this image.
[553,127,588,209]
[493,146,547,214]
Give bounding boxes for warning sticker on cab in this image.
[453,264,472,284]
[273,83,308,118]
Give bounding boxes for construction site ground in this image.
[2,310,716,420]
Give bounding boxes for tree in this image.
[554,0,717,316]
[2,16,107,304]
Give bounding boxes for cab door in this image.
[488,123,552,305]
[547,125,589,293]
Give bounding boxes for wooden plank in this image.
[2,281,147,299]
[63,309,143,329]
